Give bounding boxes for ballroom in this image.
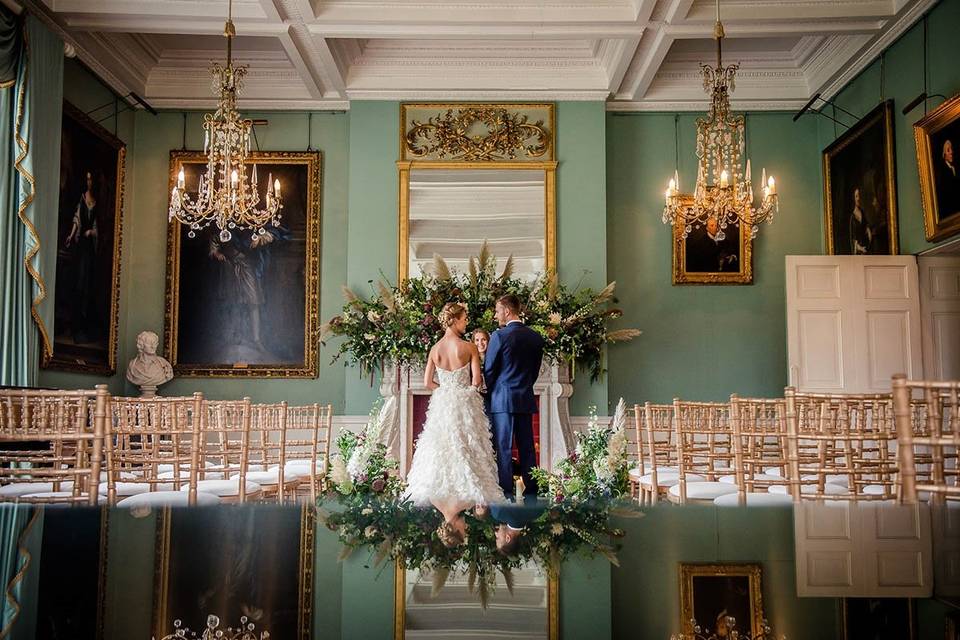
[0,0,959,638]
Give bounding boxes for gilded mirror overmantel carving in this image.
[398,103,557,281]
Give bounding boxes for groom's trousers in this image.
[490,412,539,499]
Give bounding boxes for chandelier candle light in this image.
[168,0,282,243]
[662,0,778,241]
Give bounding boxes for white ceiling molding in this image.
[31,0,934,111]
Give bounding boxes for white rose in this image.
[551,523,564,536]
[364,333,376,341]
[548,312,562,325]
[364,526,377,538]
[361,508,373,515]
[367,310,380,322]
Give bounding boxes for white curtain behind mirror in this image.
[408,169,546,281]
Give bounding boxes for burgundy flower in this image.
[371,478,385,493]
[423,303,432,312]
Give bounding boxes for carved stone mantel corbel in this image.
[380,362,575,476]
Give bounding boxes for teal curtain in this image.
[0,9,63,387]
[0,505,43,640]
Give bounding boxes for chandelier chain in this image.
[168,0,283,242]
[661,0,779,242]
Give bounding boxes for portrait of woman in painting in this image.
[45,102,125,374]
[165,150,321,377]
[823,101,898,255]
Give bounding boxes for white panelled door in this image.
[918,256,960,381]
[786,256,923,393]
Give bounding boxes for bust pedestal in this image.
[380,362,574,476]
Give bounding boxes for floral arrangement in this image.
[531,399,631,502]
[320,244,640,381]
[329,400,404,501]
[319,398,635,606]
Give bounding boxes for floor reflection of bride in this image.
[403,302,505,546]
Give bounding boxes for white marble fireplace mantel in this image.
[378,362,576,475]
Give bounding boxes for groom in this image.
[483,294,545,501]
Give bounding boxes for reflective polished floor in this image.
[2,501,957,640]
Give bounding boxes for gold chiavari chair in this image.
[105,393,220,507]
[197,398,262,503]
[624,405,642,501]
[668,400,739,505]
[782,388,898,501]
[713,396,793,507]
[0,386,108,505]
[894,375,960,504]
[241,402,304,503]
[633,402,683,505]
[286,403,333,503]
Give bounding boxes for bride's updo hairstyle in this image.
[438,302,467,328]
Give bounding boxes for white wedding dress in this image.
[404,363,506,507]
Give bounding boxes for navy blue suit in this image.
[483,321,545,499]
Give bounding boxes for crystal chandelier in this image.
[168,0,282,243]
[662,0,778,241]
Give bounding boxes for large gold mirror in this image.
[398,103,557,281]
[394,561,559,640]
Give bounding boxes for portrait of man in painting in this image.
[44,101,125,374]
[164,151,320,377]
[673,203,752,285]
[154,507,313,640]
[681,564,763,640]
[915,94,960,242]
[823,101,898,255]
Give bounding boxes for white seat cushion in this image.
[284,459,327,472]
[801,474,850,488]
[668,482,739,501]
[98,481,175,496]
[158,470,224,481]
[628,468,642,481]
[638,471,705,488]
[769,483,849,496]
[18,491,99,504]
[118,491,221,507]
[713,492,794,507]
[0,482,74,497]
[183,479,262,497]
[719,473,783,485]
[157,461,216,474]
[763,467,784,476]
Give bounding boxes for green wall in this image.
[605,112,823,404]
[819,0,960,255]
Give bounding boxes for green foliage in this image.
[322,250,638,381]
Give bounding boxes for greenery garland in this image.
[321,244,640,381]
[318,401,636,605]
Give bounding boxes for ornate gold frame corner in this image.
[679,563,764,639]
[914,92,960,243]
[42,100,126,375]
[393,559,559,640]
[163,150,322,378]
[671,196,753,285]
[822,99,899,255]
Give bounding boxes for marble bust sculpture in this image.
[126,330,174,397]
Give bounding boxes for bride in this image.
[404,302,505,545]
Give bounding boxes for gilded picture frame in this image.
[679,563,764,639]
[164,150,321,378]
[671,196,753,285]
[913,92,960,242]
[43,101,125,375]
[393,559,559,640]
[823,100,899,255]
[397,103,557,282]
[153,505,315,640]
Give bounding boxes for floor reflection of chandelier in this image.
[662,0,778,241]
[168,0,282,243]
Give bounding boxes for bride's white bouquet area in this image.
[319,399,636,605]
[321,243,640,381]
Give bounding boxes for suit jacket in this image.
[483,322,545,414]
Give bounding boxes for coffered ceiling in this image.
[19,0,936,111]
